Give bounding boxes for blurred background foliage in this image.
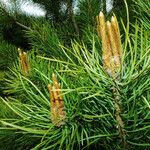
[1,0,147,51]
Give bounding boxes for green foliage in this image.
[0,0,150,149]
[0,39,18,70]
[132,0,150,30]
[0,38,18,96]
[0,1,42,49]
[0,1,15,29]
[0,22,150,149]
[25,20,64,57]
[78,0,102,27]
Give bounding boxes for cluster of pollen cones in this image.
[18,48,30,76]
[97,11,122,78]
[18,48,66,127]
[18,11,122,128]
[48,74,66,127]
[97,12,127,146]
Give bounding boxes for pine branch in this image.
[97,11,127,149]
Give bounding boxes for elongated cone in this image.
[111,16,121,68]
[18,48,30,76]
[106,21,116,76]
[111,15,122,56]
[98,12,113,75]
[48,74,66,127]
[48,84,57,124]
[97,12,122,77]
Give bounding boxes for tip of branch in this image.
[106,21,111,27]
[52,73,55,78]
[99,11,104,17]
[111,16,115,22]
[18,48,21,54]
[23,52,27,55]
[47,84,51,89]
[47,84,52,93]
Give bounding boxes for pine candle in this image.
[97,12,127,148]
[97,12,122,78]
[48,73,66,127]
[18,48,30,76]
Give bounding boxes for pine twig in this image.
[97,11,127,148]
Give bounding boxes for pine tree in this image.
[0,0,150,149]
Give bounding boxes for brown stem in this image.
[113,88,128,149]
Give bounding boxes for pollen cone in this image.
[97,12,122,77]
[48,74,66,127]
[18,48,30,76]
